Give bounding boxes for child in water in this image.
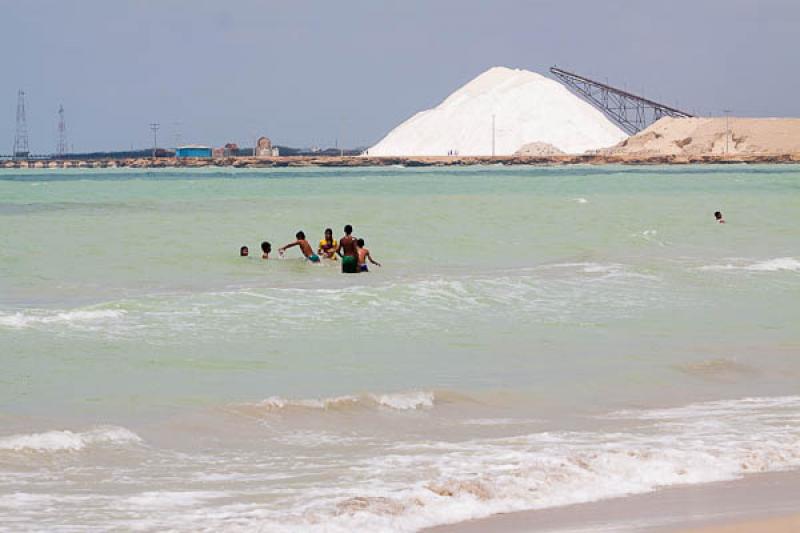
[261,241,271,259]
[356,238,381,272]
[279,231,320,262]
[318,228,338,260]
[714,211,726,224]
[240,246,249,257]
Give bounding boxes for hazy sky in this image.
[2,0,798,153]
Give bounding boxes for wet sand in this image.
[426,470,800,533]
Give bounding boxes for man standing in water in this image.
[278,231,320,262]
[337,224,359,273]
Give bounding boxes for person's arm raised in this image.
[279,241,299,256]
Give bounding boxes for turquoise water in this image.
[1,165,799,531]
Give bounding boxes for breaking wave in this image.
[699,257,800,272]
[188,396,800,532]
[240,391,436,414]
[0,426,142,453]
[0,308,126,329]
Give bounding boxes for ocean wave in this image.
[0,426,142,452]
[4,397,800,532]
[238,390,436,414]
[0,308,126,329]
[699,257,800,272]
[606,395,800,421]
[250,396,800,532]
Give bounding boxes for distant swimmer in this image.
[715,211,726,224]
[279,231,320,262]
[240,245,249,257]
[318,228,338,260]
[356,238,381,272]
[337,224,359,273]
[261,241,272,259]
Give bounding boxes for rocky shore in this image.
[3,152,800,170]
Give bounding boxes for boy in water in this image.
[714,211,726,224]
[261,241,272,259]
[356,238,381,272]
[337,224,359,273]
[240,245,249,257]
[279,231,320,262]
[318,228,338,260]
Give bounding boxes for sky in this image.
[2,0,798,154]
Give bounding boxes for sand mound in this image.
[368,66,627,156]
[514,142,565,156]
[607,117,800,156]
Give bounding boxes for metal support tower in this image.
[149,122,160,158]
[13,90,30,159]
[550,67,692,135]
[57,104,68,157]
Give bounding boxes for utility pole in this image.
[149,123,160,158]
[57,105,68,157]
[492,114,496,157]
[722,110,731,155]
[339,117,344,157]
[13,90,30,159]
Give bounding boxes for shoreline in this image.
[2,153,800,169]
[425,470,800,533]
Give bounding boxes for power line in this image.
[57,104,68,156]
[149,122,160,158]
[13,90,30,159]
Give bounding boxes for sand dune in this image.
[607,117,800,156]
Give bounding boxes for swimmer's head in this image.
[344,224,353,235]
[357,238,365,247]
[714,211,722,220]
[296,231,306,240]
[240,246,249,257]
[261,241,271,253]
[325,228,333,239]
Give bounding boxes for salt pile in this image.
[368,66,627,156]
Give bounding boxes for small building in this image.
[176,145,212,158]
[255,136,272,157]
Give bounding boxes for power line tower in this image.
[56,104,68,157]
[13,90,30,159]
[149,122,160,158]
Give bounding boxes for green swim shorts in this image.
[342,255,358,274]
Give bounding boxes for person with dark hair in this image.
[240,246,249,257]
[260,241,272,259]
[356,238,381,272]
[714,211,725,224]
[337,224,359,273]
[318,228,338,260]
[279,231,320,262]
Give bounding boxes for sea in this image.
[0,164,798,532]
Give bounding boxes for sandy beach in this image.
[426,471,800,533]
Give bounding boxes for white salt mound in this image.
[368,66,627,156]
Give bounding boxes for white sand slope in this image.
[368,66,627,156]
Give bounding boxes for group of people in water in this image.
[239,224,381,273]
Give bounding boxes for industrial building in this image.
[176,145,212,158]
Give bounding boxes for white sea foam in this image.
[248,391,435,413]
[4,398,800,532]
[574,197,589,204]
[0,309,126,329]
[245,396,800,532]
[372,391,435,410]
[0,426,141,452]
[699,257,800,272]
